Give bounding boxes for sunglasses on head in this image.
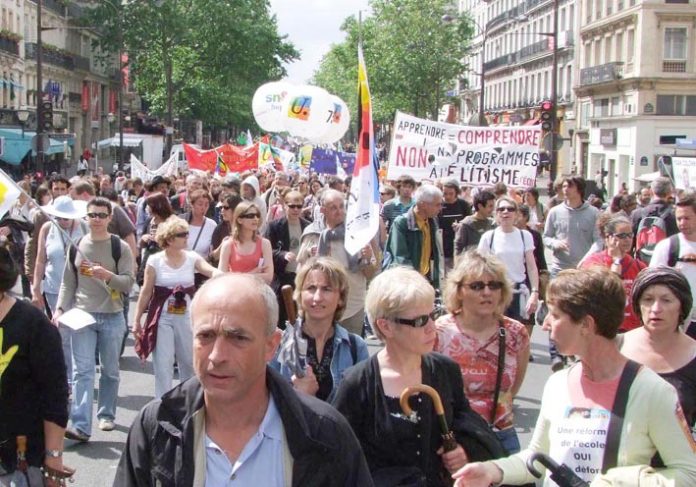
[463,280,504,291]
[239,213,260,219]
[391,309,442,327]
[87,212,109,220]
[286,204,303,210]
[174,231,189,238]
[496,206,516,213]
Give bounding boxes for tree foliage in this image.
[84,0,299,129]
[312,0,473,124]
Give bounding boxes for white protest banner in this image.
[387,111,541,187]
[672,157,696,190]
[130,153,178,182]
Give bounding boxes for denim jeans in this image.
[70,311,126,436]
[495,427,521,454]
[152,312,194,398]
[45,292,72,386]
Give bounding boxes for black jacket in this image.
[332,353,505,486]
[114,367,373,487]
[265,216,310,280]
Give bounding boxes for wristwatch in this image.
[45,449,63,458]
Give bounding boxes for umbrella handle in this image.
[401,385,457,452]
[281,285,297,324]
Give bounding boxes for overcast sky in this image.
[269,0,371,84]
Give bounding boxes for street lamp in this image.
[17,108,30,138]
[442,13,488,127]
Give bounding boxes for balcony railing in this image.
[43,0,66,16]
[518,39,549,62]
[524,0,553,13]
[74,55,90,71]
[663,61,687,72]
[579,62,624,86]
[486,6,520,31]
[25,43,75,70]
[0,36,19,56]
[484,53,517,71]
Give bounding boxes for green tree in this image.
[313,0,473,123]
[83,0,298,130]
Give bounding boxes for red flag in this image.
[184,143,258,175]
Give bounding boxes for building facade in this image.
[457,0,577,174]
[573,0,696,194]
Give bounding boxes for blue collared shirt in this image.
[204,396,285,487]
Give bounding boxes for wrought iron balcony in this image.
[25,43,75,71]
[579,62,624,86]
[43,0,66,16]
[0,36,19,56]
[483,53,517,71]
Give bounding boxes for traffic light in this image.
[39,100,53,132]
[540,100,554,132]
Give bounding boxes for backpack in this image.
[668,234,681,267]
[70,234,122,280]
[635,207,672,264]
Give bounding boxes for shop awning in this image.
[0,128,66,165]
[98,136,145,149]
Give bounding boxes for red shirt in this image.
[580,251,646,331]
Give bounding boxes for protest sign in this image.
[387,111,541,187]
[672,157,696,190]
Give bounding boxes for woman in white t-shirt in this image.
[133,216,220,398]
[185,189,216,258]
[478,196,539,322]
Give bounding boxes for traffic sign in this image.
[542,132,563,152]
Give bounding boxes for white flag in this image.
[0,170,21,219]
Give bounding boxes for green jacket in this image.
[384,207,443,288]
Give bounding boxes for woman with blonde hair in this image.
[218,201,273,283]
[133,216,220,398]
[435,249,530,454]
[271,256,368,401]
[333,266,505,486]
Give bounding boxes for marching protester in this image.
[438,178,472,272]
[381,174,416,232]
[271,257,369,401]
[133,216,220,398]
[333,267,505,486]
[209,192,243,266]
[454,190,496,260]
[137,193,174,286]
[53,197,135,441]
[436,250,530,454]
[453,267,696,486]
[115,273,372,485]
[218,201,274,283]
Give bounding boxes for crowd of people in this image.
[0,164,695,486]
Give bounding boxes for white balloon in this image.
[317,95,351,144]
[252,81,293,133]
[281,84,334,142]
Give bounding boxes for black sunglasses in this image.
[612,232,633,239]
[221,206,230,210]
[463,281,504,291]
[391,309,441,328]
[496,206,516,213]
[239,213,260,219]
[174,231,189,238]
[286,204,303,210]
[87,212,109,220]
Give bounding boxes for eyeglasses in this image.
[496,206,516,213]
[174,231,189,238]
[239,213,261,219]
[286,204,303,210]
[611,232,633,240]
[221,206,230,210]
[391,309,441,327]
[87,212,109,220]
[462,280,504,291]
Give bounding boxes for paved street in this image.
[63,300,552,486]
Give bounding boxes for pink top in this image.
[434,315,529,429]
[228,238,263,273]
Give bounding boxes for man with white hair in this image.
[114,273,372,486]
[171,174,204,214]
[385,184,444,288]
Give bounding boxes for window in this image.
[616,32,624,63]
[626,29,635,63]
[594,98,610,117]
[581,101,592,127]
[611,97,621,115]
[656,95,696,115]
[664,28,687,59]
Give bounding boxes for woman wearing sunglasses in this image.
[579,215,645,332]
[435,250,530,454]
[133,216,220,398]
[333,267,504,486]
[478,196,540,323]
[218,201,274,284]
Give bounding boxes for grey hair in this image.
[651,177,673,198]
[414,184,443,204]
[605,215,631,236]
[186,174,202,184]
[191,273,278,335]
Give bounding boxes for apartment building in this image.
[573,0,696,194]
[0,0,121,172]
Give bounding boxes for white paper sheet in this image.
[58,308,96,331]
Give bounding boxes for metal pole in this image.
[479,35,486,126]
[549,0,559,184]
[36,0,44,172]
[118,12,124,171]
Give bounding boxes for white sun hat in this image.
[41,196,88,220]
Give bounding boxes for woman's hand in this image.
[525,291,539,316]
[31,290,44,311]
[132,316,143,339]
[452,461,502,487]
[292,367,319,396]
[438,444,468,474]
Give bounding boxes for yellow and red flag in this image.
[0,169,20,219]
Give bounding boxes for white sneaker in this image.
[98,419,115,431]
